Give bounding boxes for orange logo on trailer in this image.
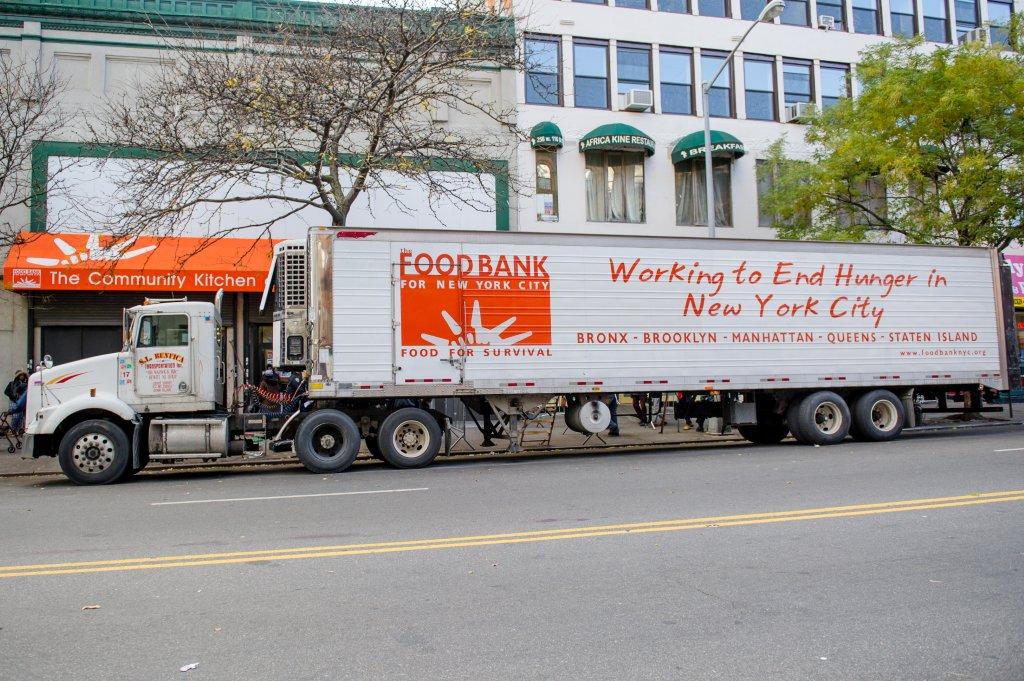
[398,250,552,347]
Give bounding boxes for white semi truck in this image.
[22,229,1019,484]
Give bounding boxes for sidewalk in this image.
[2,404,1020,478]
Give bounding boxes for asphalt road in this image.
[1,426,1022,681]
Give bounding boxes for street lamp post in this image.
[702,0,786,238]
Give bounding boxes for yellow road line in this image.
[2,490,1022,579]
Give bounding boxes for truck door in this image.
[392,245,466,386]
[133,312,196,398]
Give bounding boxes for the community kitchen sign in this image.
[2,232,275,293]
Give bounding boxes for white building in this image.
[513,0,1014,238]
[0,0,514,389]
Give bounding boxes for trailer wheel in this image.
[794,391,851,445]
[786,398,811,444]
[57,419,131,485]
[377,407,442,468]
[850,390,905,442]
[736,419,789,445]
[294,410,361,474]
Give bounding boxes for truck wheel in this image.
[57,420,131,485]
[377,407,442,468]
[794,391,851,445]
[294,410,361,474]
[850,390,905,442]
[737,419,789,445]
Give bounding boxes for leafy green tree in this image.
[761,27,1024,249]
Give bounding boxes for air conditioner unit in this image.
[269,241,309,369]
[958,26,989,44]
[817,14,836,30]
[623,88,654,112]
[784,101,817,123]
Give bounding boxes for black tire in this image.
[377,407,443,469]
[786,397,811,444]
[293,409,361,474]
[794,391,851,445]
[364,435,383,460]
[737,419,790,445]
[850,390,905,442]
[57,419,131,485]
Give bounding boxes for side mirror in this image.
[42,355,53,369]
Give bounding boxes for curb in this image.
[3,419,1021,479]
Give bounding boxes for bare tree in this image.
[0,58,69,247]
[98,0,527,241]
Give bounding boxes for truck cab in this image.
[23,296,224,483]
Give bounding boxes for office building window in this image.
[816,0,846,29]
[701,51,733,117]
[923,0,950,41]
[585,151,646,223]
[675,158,732,226]
[574,40,609,109]
[699,0,730,17]
[780,0,810,25]
[820,62,850,109]
[659,0,689,11]
[852,0,881,33]
[955,0,978,37]
[660,48,694,115]
[617,43,652,97]
[617,0,649,8]
[744,54,777,121]
[890,0,917,36]
[740,0,765,18]
[782,60,813,106]
[988,0,1013,43]
[535,151,559,222]
[524,36,561,106]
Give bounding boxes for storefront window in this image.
[675,158,731,227]
[585,151,646,223]
[535,151,559,222]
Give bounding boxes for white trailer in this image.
[22,228,1019,484]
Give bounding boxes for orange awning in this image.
[3,232,276,293]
